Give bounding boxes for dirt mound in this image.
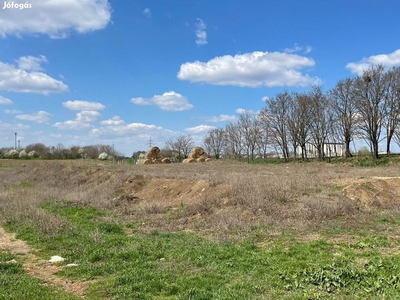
[336,177,400,208]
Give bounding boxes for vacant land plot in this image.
[1,159,400,299]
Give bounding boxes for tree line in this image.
[201,64,400,161]
[0,143,125,160]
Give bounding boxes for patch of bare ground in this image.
[0,227,90,298]
[334,176,400,208]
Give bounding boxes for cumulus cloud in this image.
[63,100,105,111]
[235,108,256,115]
[261,96,270,103]
[16,55,47,71]
[131,91,193,111]
[284,43,313,54]
[177,51,320,87]
[346,49,400,75]
[91,122,176,140]
[0,95,13,105]
[185,124,216,134]
[0,0,112,39]
[54,111,101,130]
[16,111,51,123]
[143,8,151,17]
[0,120,30,131]
[4,109,22,114]
[0,57,68,94]
[195,18,207,45]
[100,116,125,126]
[204,114,237,123]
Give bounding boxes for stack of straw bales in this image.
[183,147,211,163]
[140,147,167,164]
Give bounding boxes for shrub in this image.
[98,152,108,160]
[19,150,27,159]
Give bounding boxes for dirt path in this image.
[0,227,89,298]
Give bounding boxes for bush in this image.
[27,150,38,158]
[6,149,19,159]
[98,152,108,160]
[19,150,27,159]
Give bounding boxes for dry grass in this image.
[1,159,400,240]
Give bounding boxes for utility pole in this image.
[18,140,20,149]
[148,136,153,148]
[14,133,17,149]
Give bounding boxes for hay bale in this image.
[161,158,171,164]
[188,147,205,159]
[145,147,164,161]
[143,159,153,164]
[183,158,196,163]
[153,159,163,164]
[146,147,159,159]
[205,158,212,162]
[197,157,206,162]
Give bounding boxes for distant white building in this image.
[297,142,344,158]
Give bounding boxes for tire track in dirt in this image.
[0,227,90,298]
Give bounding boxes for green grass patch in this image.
[4,201,400,299]
[0,249,79,300]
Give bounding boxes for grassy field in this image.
[1,159,400,299]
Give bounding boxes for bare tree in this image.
[237,110,262,162]
[288,92,312,161]
[203,128,225,159]
[260,91,291,161]
[384,66,400,155]
[25,143,49,158]
[353,65,390,159]
[165,135,194,160]
[328,78,357,157]
[224,122,244,159]
[308,86,331,161]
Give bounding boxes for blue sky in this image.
[1,0,400,156]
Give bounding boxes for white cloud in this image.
[15,111,51,123]
[204,114,237,123]
[0,57,68,94]
[261,96,270,102]
[4,109,22,114]
[177,51,321,87]
[236,108,256,115]
[346,49,400,75]
[131,91,193,111]
[143,8,151,17]
[304,46,313,54]
[284,43,302,53]
[91,122,175,140]
[63,100,105,111]
[0,120,30,132]
[0,95,13,105]
[76,111,101,122]
[0,0,112,39]
[185,124,216,134]
[54,111,101,130]
[195,18,207,45]
[100,116,125,126]
[284,43,313,54]
[16,55,47,71]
